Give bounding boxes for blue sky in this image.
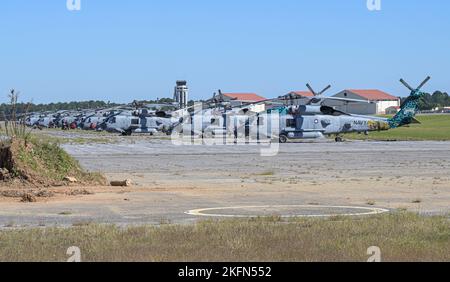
[0,0,449,103]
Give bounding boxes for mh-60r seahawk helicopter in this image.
[274,76,431,143]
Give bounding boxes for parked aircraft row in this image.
[23,77,430,142]
[24,106,181,136]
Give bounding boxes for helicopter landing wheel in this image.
[122,129,132,136]
[279,135,288,144]
[335,135,344,143]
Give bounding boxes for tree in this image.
[432,91,448,106]
[414,91,450,110]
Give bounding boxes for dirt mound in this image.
[0,137,107,187]
[0,140,13,181]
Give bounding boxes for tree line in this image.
[401,91,450,110]
[0,100,121,118]
[1,91,449,119]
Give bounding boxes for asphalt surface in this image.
[1,138,449,228]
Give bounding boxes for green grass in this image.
[48,128,112,135]
[8,135,106,185]
[256,171,275,176]
[29,130,115,145]
[0,213,448,262]
[62,137,114,145]
[347,115,450,141]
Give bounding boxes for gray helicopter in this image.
[98,108,183,135]
[274,77,431,143]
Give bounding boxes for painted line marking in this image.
[185,205,390,218]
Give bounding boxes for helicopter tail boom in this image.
[388,76,430,128]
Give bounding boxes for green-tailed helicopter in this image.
[272,76,431,143]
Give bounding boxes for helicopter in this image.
[97,107,184,136]
[171,77,430,143]
[273,76,431,143]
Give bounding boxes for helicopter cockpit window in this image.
[286,119,296,127]
[110,117,116,123]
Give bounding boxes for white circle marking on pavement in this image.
[185,205,390,218]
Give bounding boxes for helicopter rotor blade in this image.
[306,83,318,96]
[416,76,431,91]
[321,97,371,104]
[400,79,415,92]
[319,85,332,96]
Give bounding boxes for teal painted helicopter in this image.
[272,76,431,143]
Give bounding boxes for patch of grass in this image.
[366,200,376,206]
[72,221,93,227]
[26,132,114,145]
[43,128,112,136]
[1,92,105,186]
[4,222,15,228]
[0,213,448,262]
[64,137,113,145]
[346,115,450,141]
[256,171,275,176]
[1,90,32,142]
[7,135,106,186]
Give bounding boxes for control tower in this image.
[173,80,188,109]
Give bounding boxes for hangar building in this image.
[222,93,267,112]
[325,89,400,115]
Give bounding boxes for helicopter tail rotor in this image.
[400,76,431,92]
[399,79,415,92]
[389,76,431,128]
[416,76,431,91]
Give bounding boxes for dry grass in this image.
[1,135,107,186]
[256,171,275,176]
[0,213,448,262]
[2,90,32,142]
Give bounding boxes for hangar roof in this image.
[344,89,399,101]
[223,93,267,102]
